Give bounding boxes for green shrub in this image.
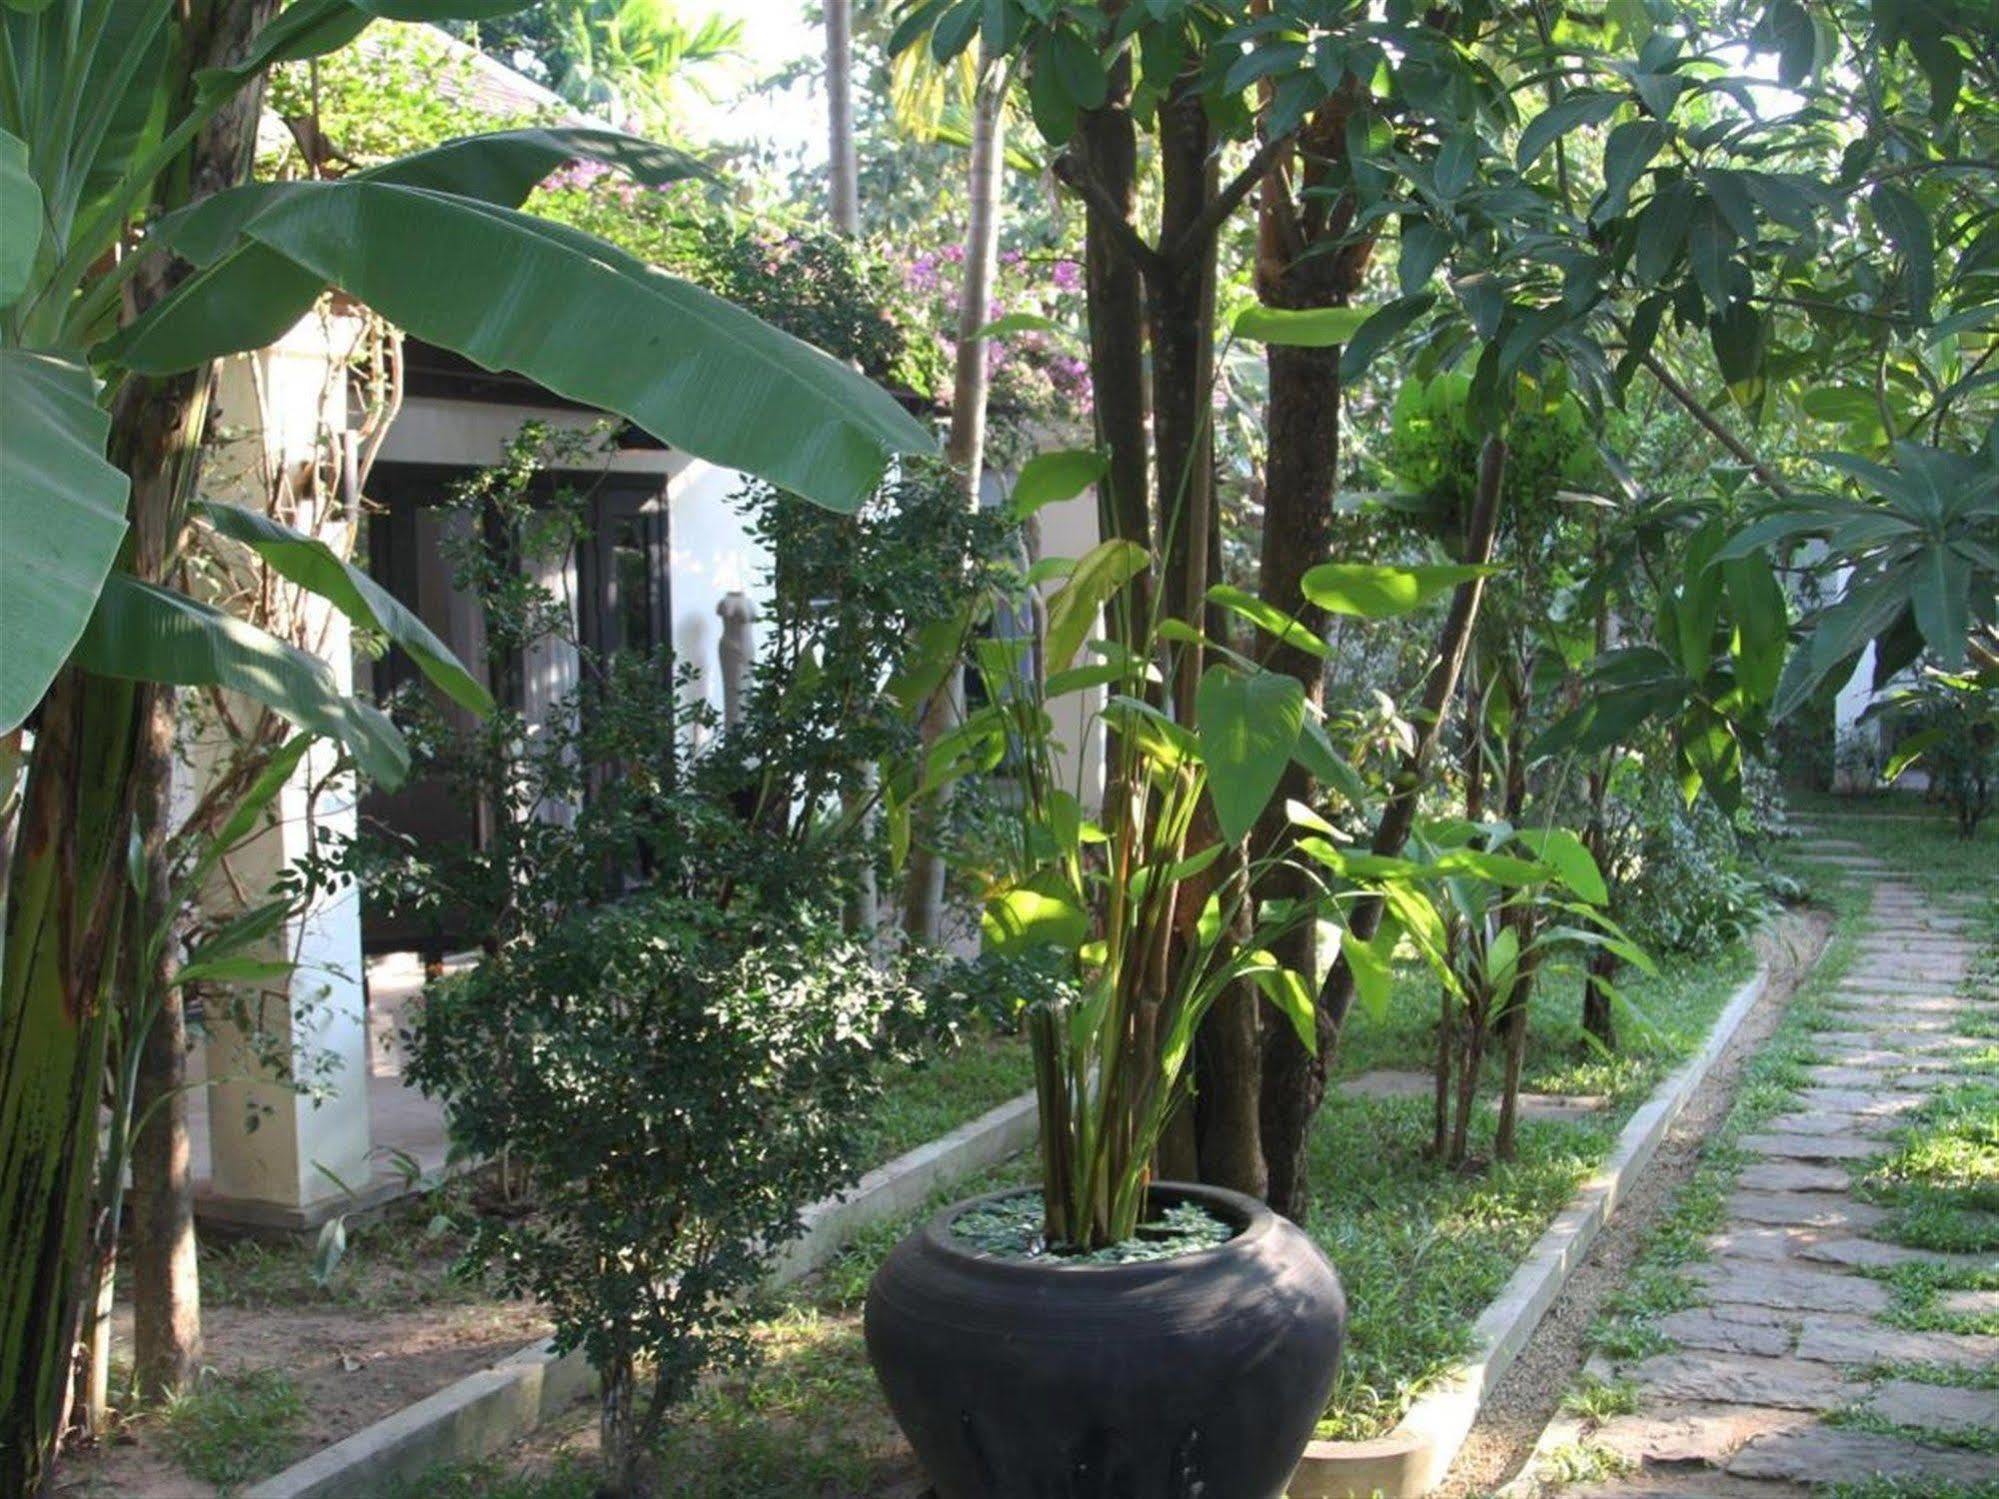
[409,895,930,1494]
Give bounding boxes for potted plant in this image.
[864,540,1429,1498]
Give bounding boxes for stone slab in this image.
[1864,1378,1999,1437]
[1624,1352,1854,1410]
[1655,1307,1796,1357]
[1689,1259,1891,1314]
[1735,1161,1852,1193]
[1727,1425,1999,1484]
[1797,1237,1999,1274]
[1795,1322,1999,1369]
[1793,1088,1926,1117]
[1940,1288,1999,1318]
[1759,1110,1897,1137]
[1590,1405,1811,1465]
[1727,1190,1886,1229]
[1739,1132,1888,1161]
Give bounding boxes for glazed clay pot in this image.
[864,1182,1345,1499]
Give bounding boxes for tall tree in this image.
[825,0,860,234]
[903,43,1007,946]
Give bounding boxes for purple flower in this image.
[1052,259,1082,292]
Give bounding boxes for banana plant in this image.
[0,0,935,1484]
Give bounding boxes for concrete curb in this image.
[245,1089,1039,1498]
[1286,959,1776,1498]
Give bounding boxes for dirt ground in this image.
[52,1246,548,1497]
[1436,907,1834,1498]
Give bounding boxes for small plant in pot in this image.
[866,540,1466,1498]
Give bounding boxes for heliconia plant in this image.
[904,506,1594,1251]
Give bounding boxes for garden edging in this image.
[1286,956,1777,1498]
[244,1088,1039,1498]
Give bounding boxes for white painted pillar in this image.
[1034,488,1105,815]
[196,314,375,1228]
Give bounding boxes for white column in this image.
[197,314,375,1227]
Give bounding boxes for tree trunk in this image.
[901,51,1006,947]
[1245,77,1378,1213]
[1491,705,1538,1162]
[0,671,137,1494]
[1069,58,1152,640]
[823,0,859,235]
[1264,435,1509,1221]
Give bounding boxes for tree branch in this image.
[1637,348,1795,500]
[1170,129,1299,263]
[1052,150,1163,275]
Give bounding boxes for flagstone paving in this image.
[1542,842,1999,1496]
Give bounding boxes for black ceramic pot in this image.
[863,1182,1345,1499]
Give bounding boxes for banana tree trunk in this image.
[0,671,138,1495]
[902,51,1005,947]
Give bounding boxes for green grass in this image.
[1560,1374,1641,1420]
[161,1368,306,1490]
[1299,930,1756,1440]
[848,1030,1033,1167]
[1859,1081,1999,1256]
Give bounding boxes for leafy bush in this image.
[408,894,929,1494]
[1616,774,1770,956]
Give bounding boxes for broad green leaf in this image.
[1300,562,1494,618]
[1515,827,1608,905]
[1231,304,1374,348]
[1247,954,1316,1056]
[1912,545,1971,668]
[1338,293,1435,383]
[0,352,129,732]
[0,128,41,306]
[1341,920,1396,1019]
[1293,715,1370,807]
[1206,584,1327,659]
[1593,119,1668,225]
[982,882,1089,955]
[1196,667,1305,845]
[115,185,934,514]
[1045,539,1148,673]
[1516,90,1622,169]
[1010,447,1108,519]
[1723,554,1788,704]
[73,576,408,787]
[1870,183,1934,322]
[199,501,493,715]
[150,128,705,268]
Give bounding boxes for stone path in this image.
[1542,837,1998,1495]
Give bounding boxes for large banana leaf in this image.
[100,127,708,357]
[0,352,130,733]
[0,129,40,306]
[72,575,409,786]
[198,500,493,715]
[116,184,935,512]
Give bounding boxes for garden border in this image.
[1286,955,1777,1498]
[244,1088,1039,1498]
